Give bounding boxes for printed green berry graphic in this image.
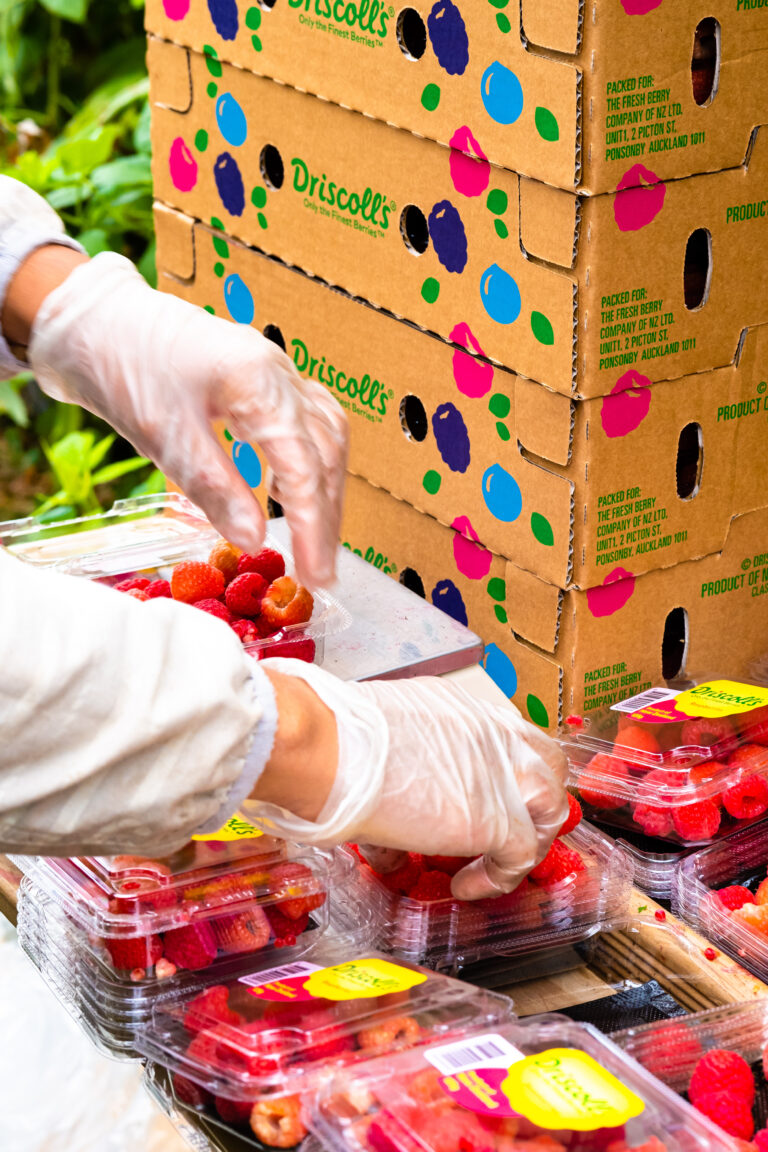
[496,12,511,32]
[251,186,267,208]
[535,106,560,142]
[494,604,508,623]
[195,130,209,152]
[421,83,441,111]
[246,6,261,28]
[494,219,508,240]
[421,277,440,303]
[204,305,216,314]
[531,512,554,546]
[527,693,549,728]
[203,45,223,78]
[531,311,554,345]
[207,82,218,99]
[257,213,268,229]
[213,235,229,259]
[214,262,225,277]
[252,35,262,51]
[487,0,508,8]
[488,393,511,418]
[487,189,508,215]
[423,470,441,494]
[496,422,510,441]
[487,577,506,601]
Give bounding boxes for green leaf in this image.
[90,153,151,190]
[45,183,91,210]
[137,238,156,286]
[130,468,166,498]
[51,125,121,177]
[63,74,148,138]
[0,377,30,427]
[87,432,115,469]
[34,498,78,521]
[133,99,151,155]
[43,430,95,504]
[76,227,110,256]
[39,0,89,23]
[93,456,151,485]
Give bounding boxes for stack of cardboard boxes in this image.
[148,0,768,727]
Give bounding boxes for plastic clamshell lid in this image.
[559,675,768,806]
[135,952,514,1102]
[311,1015,730,1152]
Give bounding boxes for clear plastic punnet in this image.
[311,1014,730,1152]
[343,821,634,973]
[673,821,768,983]
[0,492,350,662]
[135,952,514,1149]
[559,677,768,847]
[11,836,359,986]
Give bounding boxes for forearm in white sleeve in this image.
[0,176,85,378]
[0,548,277,857]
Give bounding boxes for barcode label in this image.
[611,687,680,714]
[238,961,321,988]
[424,1033,524,1076]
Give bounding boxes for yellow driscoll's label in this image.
[303,958,427,1001]
[674,680,768,719]
[191,813,264,842]
[501,1049,645,1132]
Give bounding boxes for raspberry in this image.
[193,597,235,624]
[671,799,721,842]
[578,753,630,810]
[210,1021,291,1077]
[632,1020,702,1081]
[215,1096,252,1125]
[378,854,424,895]
[171,561,225,604]
[631,803,673,838]
[265,904,309,946]
[729,745,768,773]
[260,577,314,630]
[260,636,317,662]
[688,759,727,803]
[407,870,453,902]
[681,716,736,754]
[212,906,271,955]
[232,618,260,644]
[713,885,756,912]
[144,579,172,599]
[114,576,151,592]
[270,862,326,919]
[477,877,531,914]
[723,773,768,820]
[208,540,242,584]
[225,572,268,618]
[529,839,585,886]
[613,724,661,761]
[690,1049,756,1106]
[756,878,768,905]
[162,921,218,969]
[422,855,475,876]
[172,1072,212,1109]
[558,793,583,836]
[755,1132,768,1152]
[237,548,286,583]
[104,934,162,972]
[694,1091,754,1140]
[126,588,149,601]
[733,902,768,936]
[184,985,242,1034]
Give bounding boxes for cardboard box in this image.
[145,0,768,194]
[149,36,768,398]
[340,472,768,729]
[155,203,768,589]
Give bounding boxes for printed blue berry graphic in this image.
[482,463,522,522]
[480,264,521,324]
[232,441,262,487]
[427,0,469,76]
[216,93,248,147]
[207,0,239,40]
[431,579,468,625]
[214,152,246,216]
[223,273,255,324]
[482,643,517,698]
[432,403,470,473]
[481,62,524,125]
[428,200,468,273]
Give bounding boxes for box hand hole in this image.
[263,324,286,351]
[662,606,688,681]
[396,8,427,60]
[692,18,720,107]
[683,228,711,310]
[676,422,703,500]
[400,204,430,255]
[260,144,284,189]
[399,567,426,597]
[399,394,428,441]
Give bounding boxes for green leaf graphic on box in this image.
[535,107,560,142]
[526,694,549,727]
[531,512,554,546]
[531,311,554,345]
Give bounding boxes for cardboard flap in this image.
[515,377,574,465]
[504,560,562,653]
[520,0,580,55]
[154,202,196,283]
[519,178,580,270]
[146,36,192,112]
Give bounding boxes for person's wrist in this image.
[2,244,89,349]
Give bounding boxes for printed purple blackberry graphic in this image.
[432,403,470,473]
[428,201,468,272]
[215,152,246,216]
[207,0,239,40]
[431,579,468,625]
[427,0,469,76]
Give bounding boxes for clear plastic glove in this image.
[243,660,569,901]
[28,253,348,587]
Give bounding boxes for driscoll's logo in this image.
[292,338,390,416]
[291,158,392,230]
[288,0,390,39]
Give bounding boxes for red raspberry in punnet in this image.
[258,636,317,663]
[694,1091,755,1140]
[558,793,583,836]
[225,572,268,618]
[578,753,630,810]
[612,724,662,763]
[733,901,768,936]
[184,985,243,1034]
[265,904,309,946]
[689,1049,756,1106]
[755,878,768,905]
[237,548,286,583]
[529,839,585,886]
[407,870,453,902]
[270,862,326,919]
[672,799,721,841]
[215,1097,252,1126]
[212,906,271,955]
[729,744,768,774]
[377,853,424,895]
[713,885,756,912]
[162,922,218,970]
[631,803,673,839]
[632,1020,702,1082]
[723,772,768,820]
[422,855,475,876]
[171,561,225,604]
[114,576,151,592]
[144,579,172,599]
[208,539,242,584]
[193,597,235,624]
[756,1129,768,1152]
[680,715,736,755]
[477,876,531,914]
[104,934,162,972]
[172,1072,212,1109]
[260,577,314,631]
[126,588,149,601]
[231,618,260,644]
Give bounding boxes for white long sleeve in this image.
[0,546,277,858]
[0,176,84,377]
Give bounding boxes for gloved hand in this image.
[243,660,569,900]
[27,253,348,587]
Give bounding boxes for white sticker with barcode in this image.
[611,687,681,714]
[238,960,322,988]
[423,1033,524,1076]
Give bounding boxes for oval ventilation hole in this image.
[396,7,427,60]
[399,567,426,598]
[676,422,703,499]
[267,497,284,519]
[683,228,711,310]
[662,606,688,681]
[692,17,720,106]
[400,204,430,255]
[260,144,284,190]
[263,324,286,351]
[399,394,428,442]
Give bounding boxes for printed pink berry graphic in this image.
[600,369,652,437]
[620,0,663,12]
[449,127,491,198]
[451,515,493,580]
[168,137,198,192]
[162,0,190,17]
[586,567,636,618]
[614,164,666,231]
[450,322,494,398]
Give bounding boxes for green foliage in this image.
[36,427,155,518]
